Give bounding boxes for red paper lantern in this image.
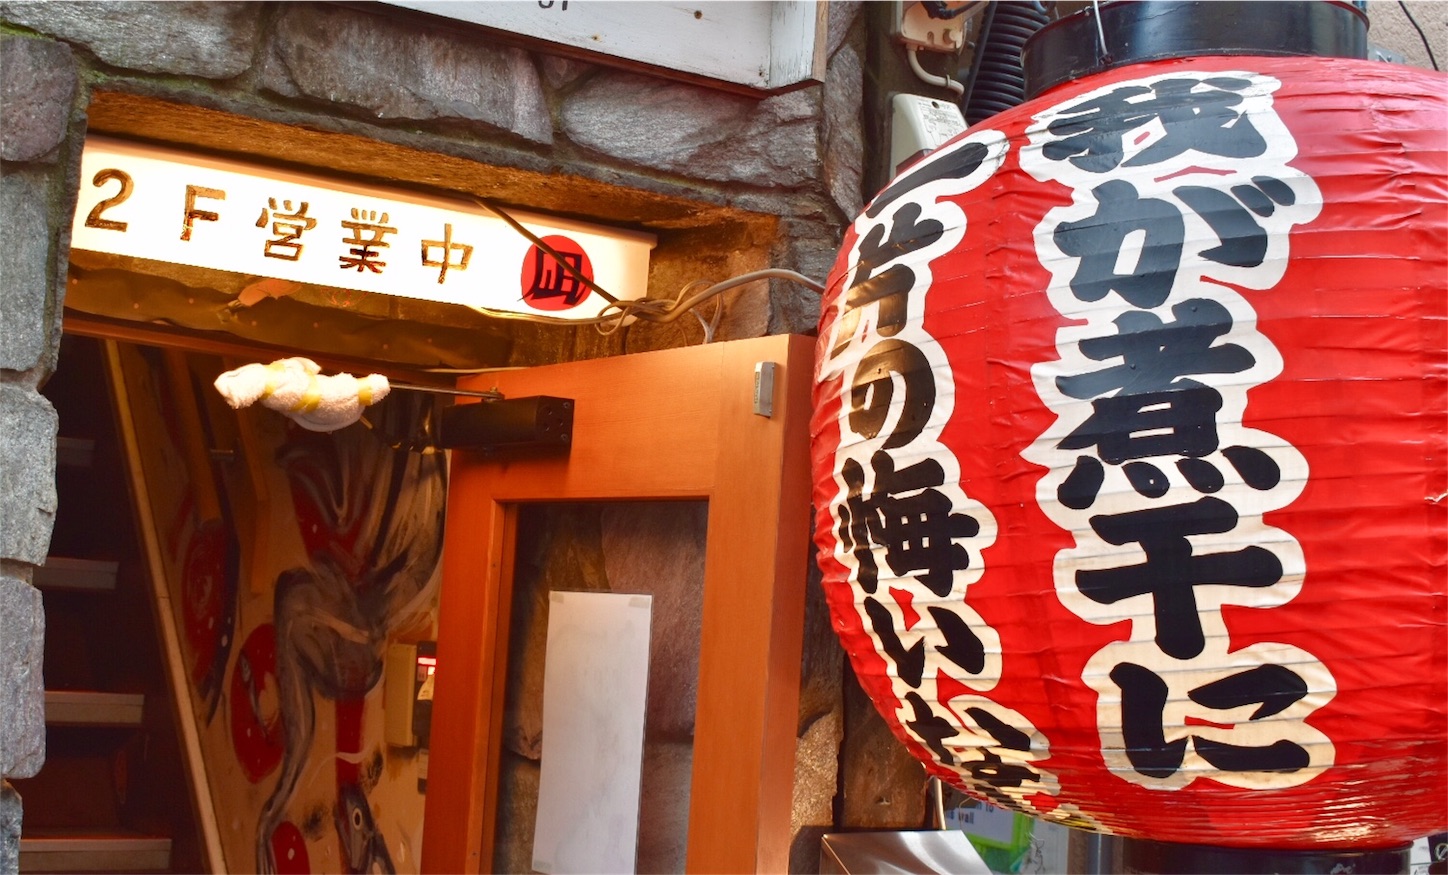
[811,54,1446,849]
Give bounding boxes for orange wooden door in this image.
[421,334,815,874]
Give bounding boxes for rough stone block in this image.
[0,2,260,79]
[791,709,843,874]
[824,42,866,220]
[0,577,45,779]
[600,502,707,739]
[539,54,594,92]
[564,72,751,171]
[841,670,927,829]
[260,4,551,144]
[562,71,821,188]
[718,279,772,341]
[768,219,837,336]
[827,1,864,58]
[636,740,692,874]
[0,385,57,566]
[0,169,56,374]
[502,506,610,761]
[0,36,76,164]
[0,782,19,874]
[797,556,843,731]
[491,753,540,875]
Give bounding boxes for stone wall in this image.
[0,2,863,872]
[1368,0,1446,69]
[0,23,84,867]
[7,2,1437,871]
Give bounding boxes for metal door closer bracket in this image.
[434,395,575,454]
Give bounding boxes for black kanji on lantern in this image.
[929,605,987,676]
[1058,298,1255,401]
[866,140,992,219]
[905,691,960,765]
[1079,497,1284,659]
[838,457,883,595]
[1165,445,1284,498]
[959,706,1042,803]
[1113,662,1186,778]
[1175,175,1296,269]
[849,339,937,450]
[1059,455,1107,510]
[1112,661,1312,779]
[1055,180,1186,309]
[1061,442,1286,510]
[837,451,979,599]
[865,595,926,687]
[1043,76,1267,173]
[1060,385,1224,464]
[1053,297,1256,488]
[831,202,944,358]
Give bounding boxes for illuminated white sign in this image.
[69,137,655,320]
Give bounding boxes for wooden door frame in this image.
[420,334,816,874]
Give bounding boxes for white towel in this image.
[213,357,390,432]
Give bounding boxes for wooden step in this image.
[33,557,119,592]
[44,691,144,727]
[55,436,96,468]
[19,828,171,873]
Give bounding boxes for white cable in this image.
[421,366,526,374]
[681,279,722,343]
[907,45,966,98]
[463,268,825,331]
[1091,0,1110,57]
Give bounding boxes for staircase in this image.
[12,335,203,873]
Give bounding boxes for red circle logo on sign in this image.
[520,235,594,311]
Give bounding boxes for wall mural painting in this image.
[116,342,444,874]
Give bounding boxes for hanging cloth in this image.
[214,357,389,432]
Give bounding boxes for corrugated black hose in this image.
[962,1,1051,125]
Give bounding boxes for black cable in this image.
[922,1,972,19]
[472,195,621,304]
[456,268,824,332]
[1398,1,1439,71]
[466,198,826,333]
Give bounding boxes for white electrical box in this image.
[384,641,436,747]
[891,93,969,175]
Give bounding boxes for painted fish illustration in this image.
[255,393,444,874]
[335,782,394,874]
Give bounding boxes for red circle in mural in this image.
[519,235,594,311]
[230,623,284,782]
[181,522,226,687]
[270,821,310,875]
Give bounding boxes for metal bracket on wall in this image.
[893,0,981,52]
[435,396,574,453]
[754,361,777,417]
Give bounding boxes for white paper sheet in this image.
[532,591,653,875]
